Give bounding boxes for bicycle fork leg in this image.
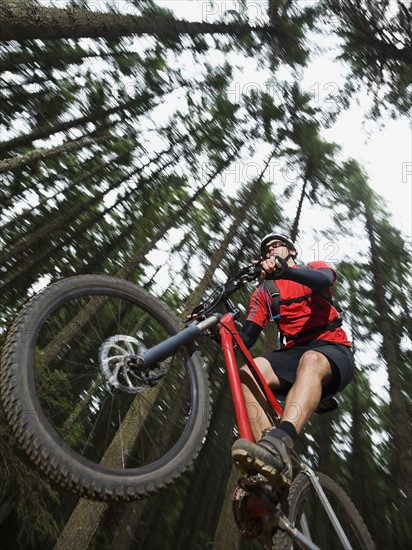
[301,464,353,549]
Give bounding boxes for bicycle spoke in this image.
[32,292,192,469]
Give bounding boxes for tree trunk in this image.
[0,134,111,174]
[345,299,369,517]
[290,170,309,242]
[181,148,277,318]
[0,91,155,154]
[104,499,148,550]
[0,1,269,41]
[52,377,166,548]
[171,368,233,549]
[364,204,412,520]
[0,47,134,72]
[316,413,333,476]
[115,149,243,281]
[52,499,107,550]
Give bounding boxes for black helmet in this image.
[260,232,297,258]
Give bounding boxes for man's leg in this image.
[281,350,334,433]
[232,350,334,484]
[239,357,286,442]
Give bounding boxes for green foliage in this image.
[266,0,316,68]
[0,0,410,547]
[316,0,412,117]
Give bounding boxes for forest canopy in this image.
[0,1,411,548]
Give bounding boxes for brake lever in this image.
[244,267,262,281]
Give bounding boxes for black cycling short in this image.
[262,340,355,398]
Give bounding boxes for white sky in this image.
[153,0,411,242]
[36,0,410,240]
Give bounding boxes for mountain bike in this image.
[0,267,375,549]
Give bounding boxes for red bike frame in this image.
[217,312,283,442]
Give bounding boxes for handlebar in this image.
[187,264,262,321]
[138,264,263,369]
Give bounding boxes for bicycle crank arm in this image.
[137,314,221,368]
[277,514,321,550]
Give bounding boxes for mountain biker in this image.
[231,232,355,485]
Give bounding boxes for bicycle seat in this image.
[315,397,339,414]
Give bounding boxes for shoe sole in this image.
[231,448,291,487]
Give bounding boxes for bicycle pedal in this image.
[239,473,269,488]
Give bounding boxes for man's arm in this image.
[238,320,262,349]
[282,267,335,291]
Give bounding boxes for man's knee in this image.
[300,349,324,365]
[297,350,332,381]
[240,358,279,387]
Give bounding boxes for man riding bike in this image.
[231,232,355,485]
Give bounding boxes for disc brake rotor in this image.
[99,335,149,393]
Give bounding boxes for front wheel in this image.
[0,275,211,502]
[273,472,375,549]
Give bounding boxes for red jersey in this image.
[246,262,351,349]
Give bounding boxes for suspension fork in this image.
[218,313,282,441]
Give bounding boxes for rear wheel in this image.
[0,275,211,502]
[273,472,375,549]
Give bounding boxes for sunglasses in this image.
[265,241,287,254]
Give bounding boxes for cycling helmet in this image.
[260,232,297,258]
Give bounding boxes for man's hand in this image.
[260,255,288,279]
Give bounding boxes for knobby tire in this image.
[273,472,375,549]
[0,275,211,502]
